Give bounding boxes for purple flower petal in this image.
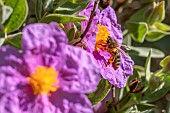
[99,6,123,45]
[50,89,93,113]
[59,45,100,93]
[0,46,29,77]
[22,22,68,54]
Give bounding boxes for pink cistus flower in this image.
[0,22,100,113]
[80,2,134,88]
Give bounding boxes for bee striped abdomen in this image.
[113,53,120,70]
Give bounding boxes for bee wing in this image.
[118,48,128,57]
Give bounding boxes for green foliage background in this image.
[0,0,170,113]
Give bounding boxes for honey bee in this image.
[95,37,129,70]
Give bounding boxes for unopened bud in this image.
[129,78,144,93]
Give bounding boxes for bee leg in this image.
[106,56,115,67]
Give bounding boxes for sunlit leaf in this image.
[126,21,148,43]
[147,1,165,25]
[154,22,170,31]
[87,78,111,105]
[160,55,170,74]
[40,14,87,23]
[145,49,152,83]
[3,0,28,33]
[145,30,170,42]
[160,56,170,67]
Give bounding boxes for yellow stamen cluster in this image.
[27,66,58,96]
[96,24,110,42]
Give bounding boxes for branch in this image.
[73,0,99,46]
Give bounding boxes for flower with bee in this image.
[80,1,134,88]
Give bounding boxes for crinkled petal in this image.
[121,53,134,76]
[99,6,123,44]
[0,46,29,76]
[0,89,56,113]
[22,22,68,54]
[59,44,100,93]
[23,51,63,74]
[0,66,27,94]
[50,89,93,113]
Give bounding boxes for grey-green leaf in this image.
[3,0,28,33]
[0,4,13,24]
[145,49,152,83]
[87,78,111,105]
[126,21,148,43]
[40,14,87,23]
[129,46,164,58]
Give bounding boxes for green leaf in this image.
[154,22,170,31]
[149,73,163,93]
[87,78,111,105]
[126,21,148,43]
[0,32,5,46]
[54,0,90,14]
[160,56,170,67]
[145,30,170,42]
[143,76,170,102]
[54,0,69,8]
[35,0,44,21]
[67,28,75,41]
[147,1,165,25]
[4,32,22,49]
[44,0,54,13]
[0,37,5,46]
[129,46,164,58]
[0,4,13,24]
[160,56,170,74]
[3,0,28,33]
[129,3,154,22]
[136,103,156,111]
[40,14,87,23]
[145,49,152,83]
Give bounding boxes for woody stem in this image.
[73,0,99,46]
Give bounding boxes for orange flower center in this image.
[96,24,110,42]
[95,24,110,50]
[27,66,59,96]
